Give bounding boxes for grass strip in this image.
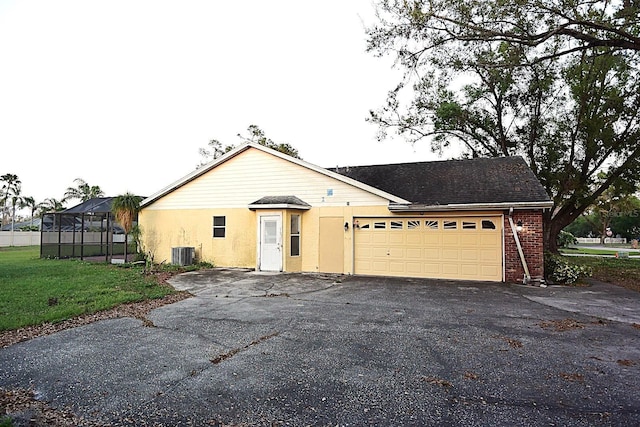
[0,246,175,331]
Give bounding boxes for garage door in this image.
[354,216,503,281]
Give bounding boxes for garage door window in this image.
[482,220,496,229]
[425,220,438,229]
[390,221,403,229]
[374,222,386,229]
[463,221,477,229]
[408,220,420,229]
[443,220,457,229]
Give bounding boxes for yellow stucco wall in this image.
[138,204,394,273]
[138,208,257,267]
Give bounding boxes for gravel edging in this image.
[0,291,192,349]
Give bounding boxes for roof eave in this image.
[388,201,554,212]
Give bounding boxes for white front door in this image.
[259,215,282,271]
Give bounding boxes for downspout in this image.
[508,207,531,285]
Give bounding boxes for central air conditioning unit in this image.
[171,247,195,266]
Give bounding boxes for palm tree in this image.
[20,196,41,230]
[64,178,105,202]
[40,198,66,214]
[111,193,143,262]
[1,173,21,228]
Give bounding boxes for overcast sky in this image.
[0,0,446,211]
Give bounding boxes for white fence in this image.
[0,231,41,247]
[576,237,627,244]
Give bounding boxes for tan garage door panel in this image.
[354,217,502,281]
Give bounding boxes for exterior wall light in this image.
[516,220,523,232]
[344,222,349,231]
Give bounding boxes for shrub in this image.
[557,230,578,248]
[545,253,592,285]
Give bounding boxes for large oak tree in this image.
[367,0,640,251]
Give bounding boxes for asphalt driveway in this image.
[1,270,640,426]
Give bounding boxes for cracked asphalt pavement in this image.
[1,269,639,426]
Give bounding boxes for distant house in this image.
[139,142,552,283]
[0,218,41,231]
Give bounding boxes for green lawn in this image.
[568,256,640,292]
[0,246,175,331]
[560,247,640,256]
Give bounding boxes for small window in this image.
[390,221,403,229]
[425,220,439,229]
[482,220,496,230]
[407,220,420,229]
[443,220,457,229]
[290,215,300,256]
[462,221,476,229]
[360,223,370,229]
[374,222,386,229]
[213,216,226,238]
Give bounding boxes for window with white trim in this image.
[213,216,226,238]
[290,215,300,256]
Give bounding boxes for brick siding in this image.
[503,210,544,283]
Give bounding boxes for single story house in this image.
[139,142,552,283]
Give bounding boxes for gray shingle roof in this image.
[331,156,550,206]
[249,196,310,206]
[62,197,115,214]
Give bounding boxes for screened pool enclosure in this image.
[40,197,136,262]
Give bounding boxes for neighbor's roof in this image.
[61,197,116,214]
[331,156,552,210]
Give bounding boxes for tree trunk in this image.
[543,211,573,254]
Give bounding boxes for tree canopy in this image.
[199,124,301,167]
[369,0,640,65]
[63,178,105,202]
[367,0,640,251]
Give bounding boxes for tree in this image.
[64,178,105,202]
[580,177,637,243]
[198,124,301,166]
[111,192,143,262]
[39,198,66,214]
[369,0,640,66]
[1,174,21,228]
[610,195,640,240]
[367,1,640,252]
[20,196,41,229]
[1,173,23,236]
